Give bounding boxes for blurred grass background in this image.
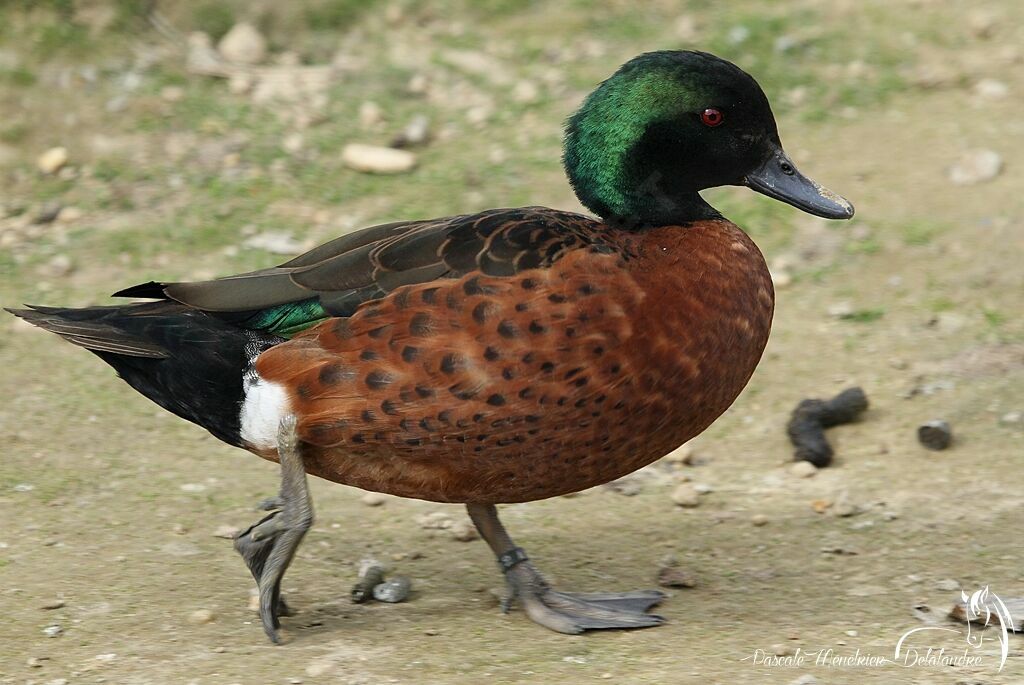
[0,0,953,295]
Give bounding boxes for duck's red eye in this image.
[700,108,724,127]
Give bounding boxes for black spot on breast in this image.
[368,324,391,339]
[297,383,312,400]
[366,370,394,389]
[415,384,435,398]
[529,321,547,335]
[472,301,496,324]
[515,302,529,312]
[332,320,353,339]
[410,312,433,336]
[487,394,506,407]
[319,363,352,385]
[420,417,438,431]
[578,283,597,296]
[450,383,480,401]
[446,291,462,311]
[565,367,582,379]
[405,438,423,446]
[521,352,535,364]
[351,433,366,444]
[574,377,588,388]
[362,409,376,422]
[421,287,439,304]
[399,418,415,431]
[521,278,537,290]
[402,345,419,362]
[438,409,453,424]
[381,399,399,415]
[399,387,415,402]
[497,320,519,339]
[519,387,535,400]
[362,305,383,318]
[540,361,555,373]
[548,293,567,304]
[360,349,379,361]
[525,414,540,423]
[393,289,411,310]
[501,367,516,380]
[484,346,500,361]
[440,353,464,374]
[464,276,497,296]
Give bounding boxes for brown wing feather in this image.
[120,208,605,319]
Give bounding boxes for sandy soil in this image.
[2,2,1023,684]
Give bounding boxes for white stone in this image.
[671,483,700,508]
[949,149,1003,186]
[217,23,267,65]
[973,78,1008,100]
[789,461,818,478]
[341,144,416,174]
[37,147,68,174]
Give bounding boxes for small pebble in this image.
[949,149,1003,186]
[450,520,479,542]
[999,411,1021,426]
[789,461,818,478]
[358,101,383,128]
[917,420,952,450]
[217,22,267,65]
[43,624,63,637]
[788,676,819,685]
[832,491,862,517]
[391,114,431,148]
[212,525,240,539]
[657,566,698,588]
[40,599,65,610]
[751,513,769,527]
[361,492,386,507]
[973,78,1008,100]
[26,656,45,668]
[670,483,700,507]
[373,576,412,603]
[160,85,185,102]
[188,608,216,624]
[415,511,453,529]
[351,561,386,603]
[811,499,832,514]
[935,578,960,592]
[37,147,68,175]
[342,144,416,174]
[772,642,793,656]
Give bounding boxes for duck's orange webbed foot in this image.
[233,416,313,644]
[467,504,665,634]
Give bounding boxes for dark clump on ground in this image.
[786,386,869,466]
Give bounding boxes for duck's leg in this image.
[466,504,665,633]
[233,415,313,644]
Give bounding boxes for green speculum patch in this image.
[232,298,329,338]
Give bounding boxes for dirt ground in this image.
[1,2,1023,684]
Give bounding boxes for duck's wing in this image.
[113,207,602,336]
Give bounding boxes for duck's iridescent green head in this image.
[564,51,853,226]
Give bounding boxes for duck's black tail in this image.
[6,302,282,447]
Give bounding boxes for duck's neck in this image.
[563,111,721,228]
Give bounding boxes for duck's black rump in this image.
[6,302,281,447]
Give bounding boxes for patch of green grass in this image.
[0,121,29,144]
[928,297,955,312]
[840,308,886,323]
[0,66,36,87]
[983,308,1006,327]
[304,0,366,30]
[845,237,881,255]
[191,2,236,41]
[902,220,945,246]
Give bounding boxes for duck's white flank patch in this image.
[239,374,290,449]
